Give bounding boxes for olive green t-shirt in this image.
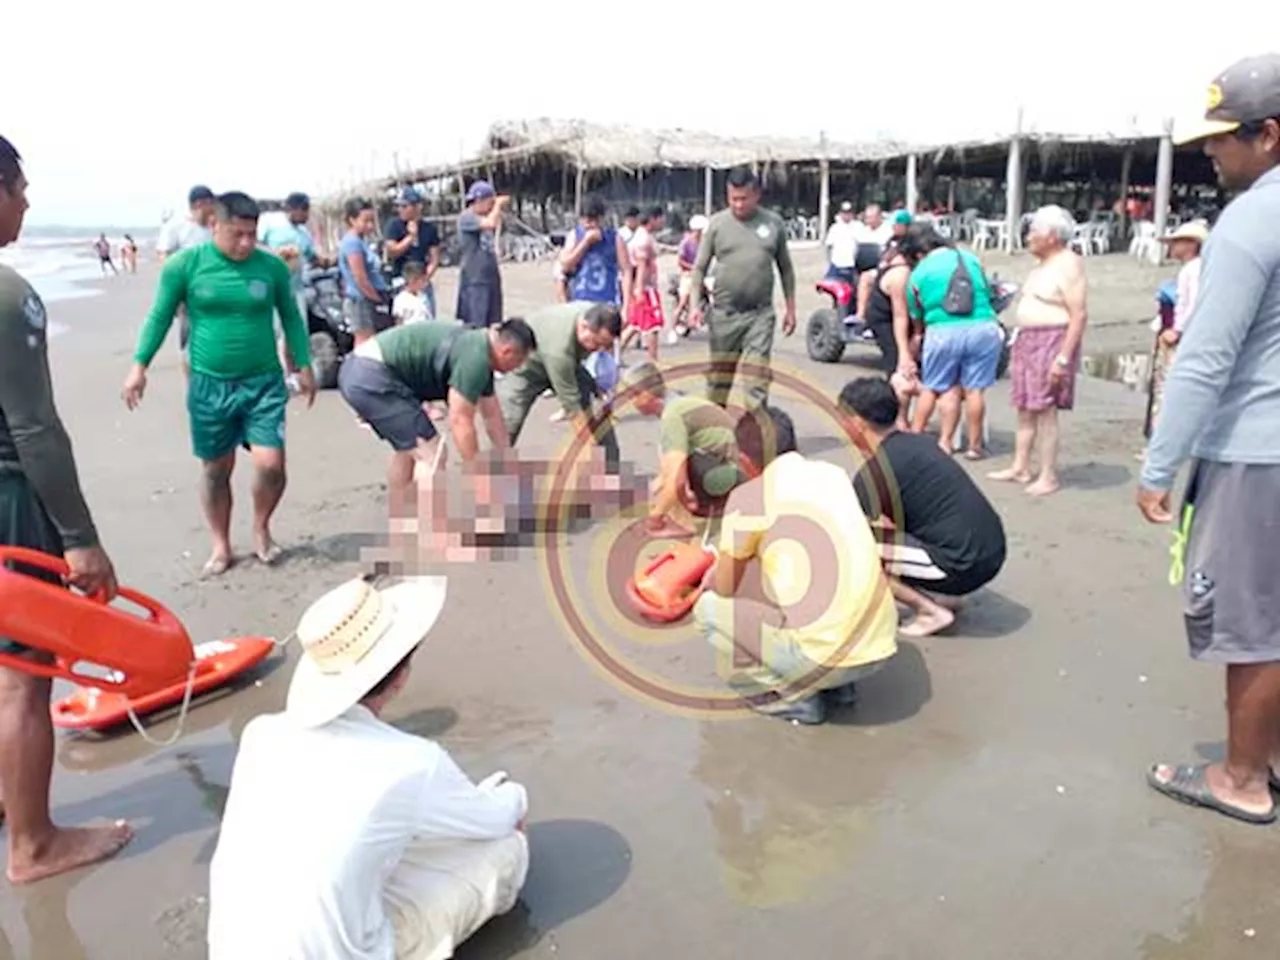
[523,302,592,417]
[689,207,796,313]
[376,319,494,403]
[660,394,741,496]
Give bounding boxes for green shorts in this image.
[188,370,289,462]
[0,472,66,656]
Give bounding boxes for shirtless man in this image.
[988,205,1088,496]
[0,135,133,882]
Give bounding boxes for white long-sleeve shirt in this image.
[1172,256,1202,334]
[208,705,527,960]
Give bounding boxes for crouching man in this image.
[839,377,1007,636]
[208,576,529,960]
[618,360,743,536]
[693,406,899,725]
[338,318,535,514]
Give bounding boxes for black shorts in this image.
[337,356,437,452]
[687,451,742,516]
[456,283,503,329]
[875,530,1002,597]
[0,472,66,655]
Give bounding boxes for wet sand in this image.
[2,247,1277,960]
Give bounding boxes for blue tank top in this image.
[568,226,621,304]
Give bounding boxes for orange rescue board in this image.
[52,636,276,731]
[625,542,715,623]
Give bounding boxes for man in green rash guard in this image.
[121,191,316,577]
[678,166,797,409]
[0,135,134,883]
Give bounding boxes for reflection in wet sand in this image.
[694,720,878,908]
[8,872,89,960]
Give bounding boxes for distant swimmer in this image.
[0,134,133,883]
[94,233,117,275]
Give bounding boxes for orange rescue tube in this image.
[0,546,194,699]
[51,636,275,731]
[625,542,715,623]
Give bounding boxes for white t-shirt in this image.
[156,215,212,256]
[852,221,893,248]
[393,289,430,325]
[825,218,860,268]
[207,706,527,960]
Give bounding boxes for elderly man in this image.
[988,205,1087,496]
[853,204,894,247]
[1138,54,1280,826]
[384,188,442,319]
[0,135,133,883]
[496,302,623,469]
[123,192,316,576]
[208,576,529,958]
[681,167,797,409]
[693,406,899,725]
[456,181,509,329]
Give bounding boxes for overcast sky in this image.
[5,1,1254,227]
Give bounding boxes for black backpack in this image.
[941,250,975,316]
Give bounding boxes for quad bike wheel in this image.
[310,332,341,390]
[806,308,847,363]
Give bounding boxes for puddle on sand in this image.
[1081,350,1151,390]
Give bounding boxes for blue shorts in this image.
[921,322,1004,393]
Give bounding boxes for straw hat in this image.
[1158,220,1210,247]
[286,576,447,727]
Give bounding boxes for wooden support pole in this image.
[1150,119,1174,265]
[1005,107,1025,252]
[905,154,919,214]
[574,163,585,218]
[703,166,713,216]
[1117,144,1134,241]
[818,131,831,243]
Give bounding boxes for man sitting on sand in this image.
[839,377,1007,636]
[123,191,316,577]
[0,134,133,883]
[208,575,529,959]
[496,301,623,470]
[338,318,535,516]
[693,406,899,725]
[617,361,743,536]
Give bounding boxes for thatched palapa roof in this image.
[483,118,912,172]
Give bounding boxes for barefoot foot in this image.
[254,537,285,566]
[899,605,956,638]
[987,467,1031,484]
[200,551,233,579]
[1025,478,1060,497]
[6,821,134,884]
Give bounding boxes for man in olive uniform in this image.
[680,167,797,408]
[0,135,133,883]
[496,302,623,468]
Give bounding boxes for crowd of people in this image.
[0,50,1278,959]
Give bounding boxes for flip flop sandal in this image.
[963,449,986,462]
[1146,763,1277,825]
[1270,767,1280,793]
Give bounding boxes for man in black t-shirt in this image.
[840,377,1007,636]
[383,188,442,318]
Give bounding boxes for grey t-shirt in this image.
[457,210,500,289]
[1143,165,1280,490]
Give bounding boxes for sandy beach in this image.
[2,245,1278,960]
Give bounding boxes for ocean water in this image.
[0,227,158,337]
[0,226,159,304]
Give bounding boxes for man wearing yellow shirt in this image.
[693,407,899,724]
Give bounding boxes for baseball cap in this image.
[689,214,709,231]
[1176,53,1280,146]
[285,192,310,210]
[839,200,853,212]
[892,210,913,226]
[465,180,496,203]
[188,185,215,205]
[396,187,423,206]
